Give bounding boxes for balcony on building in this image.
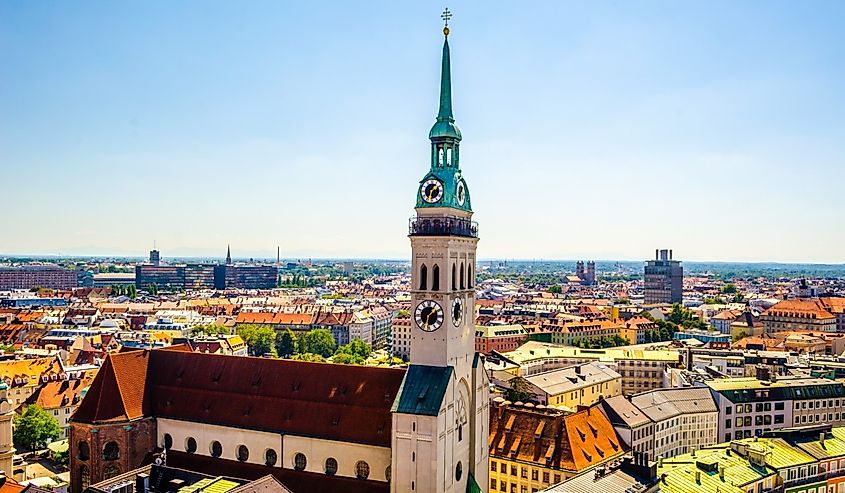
[409,215,478,238]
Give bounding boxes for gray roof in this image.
[630,387,717,422]
[524,362,621,397]
[600,395,652,428]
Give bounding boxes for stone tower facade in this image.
[391,18,489,493]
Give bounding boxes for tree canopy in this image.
[236,324,278,357]
[14,405,61,451]
[298,329,337,357]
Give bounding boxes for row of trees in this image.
[225,325,373,365]
[569,334,630,349]
[109,284,137,298]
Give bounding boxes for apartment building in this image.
[629,387,718,459]
[0,265,77,290]
[475,324,528,354]
[492,341,680,395]
[389,315,411,360]
[522,362,621,407]
[643,249,682,304]
[761,298,837,334]
[706,375,845,443]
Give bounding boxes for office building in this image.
[643,249,683,304]
[0,265,77,290]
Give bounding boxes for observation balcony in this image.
[409,215,478,238]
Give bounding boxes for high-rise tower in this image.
[391,11,489,493]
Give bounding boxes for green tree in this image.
[548,285,562,294]
[336,339,371,360]
[291,352,325,362]
[126,284,137,299]
[298,329,337,357]
[721,283,738,294]
[236,324,278,357]
[333,352,365,365]
[54,448,69,468]
[276,329,298,357]
[505,377,535,403]
[148,283,158,296]
[14,405,61,452]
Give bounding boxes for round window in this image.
[237,445,249,462]
[265,449,278,467]
[185,437,197,454]
[325,457,338,476]
[355,461,370,480]
[210,441,223,458]
[455,461,462,482]
[293,453,306,471]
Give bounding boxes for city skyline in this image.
[2,2,844,263]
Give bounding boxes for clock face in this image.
[415,300,444,332]
[421,179,444,204]
[456,181,466,206]
[452,297,463,326]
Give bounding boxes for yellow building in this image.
[0,356,64,407]
[522,362,621,408]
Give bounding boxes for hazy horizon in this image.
[2,2,844,263]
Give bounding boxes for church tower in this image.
[391,11,489,493]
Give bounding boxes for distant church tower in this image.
[391,11,489,493]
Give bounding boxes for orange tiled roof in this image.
[489,404,624,473]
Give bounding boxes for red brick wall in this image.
[70,418,157,493]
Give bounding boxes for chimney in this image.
[821,432,826,447]
[695,470,701,483]
[135,473,149,493]
[574,365,581,375]
[718,465,725,480]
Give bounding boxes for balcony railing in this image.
[409,216,478,238]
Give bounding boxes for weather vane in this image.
[441,7,452,36]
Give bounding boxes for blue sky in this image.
[1,1,844,262]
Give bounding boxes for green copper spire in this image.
[429,18,462,141]
[437,38,453,121]
[417,10,471,213]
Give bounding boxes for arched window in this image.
[77,441,89,461]
[210,441,223,458]
[438,147,444,166]
[451,263,457,290]
[103,441,119,461]
[185,437,197,454]
[468,265,473,288]
[325,457,338,476]
[163,433,173,450]
[265,449,278,467]
[459,262,465,290]
[432,265,440,291]
[446,147,452,166]
[237,445,249,462]
[79,466,90,490]
[455,461,463,482]
[355,461,370,480]
[104,465,119,480]
[293,453,307,471]
[419,264,427,291]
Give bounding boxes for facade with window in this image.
[707,376,845,443]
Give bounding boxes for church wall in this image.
[391,412,440,493]
[70,418,156,493]
[157,418,282,467]
[282,434,390,482]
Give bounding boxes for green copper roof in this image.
[466,473,483,493]
[429,38,461,141]
[392,364,452,416]
[416,32,472,213]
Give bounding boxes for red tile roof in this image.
[75,348,405,447]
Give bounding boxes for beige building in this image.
[761,299,837,334]
[522,362,621,408]
[389,316,411,360]
[629,387,719,459]
[492,341,680,395]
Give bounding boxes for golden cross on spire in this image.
[441,7,452,36]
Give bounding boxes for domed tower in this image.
[391,10,489,493]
